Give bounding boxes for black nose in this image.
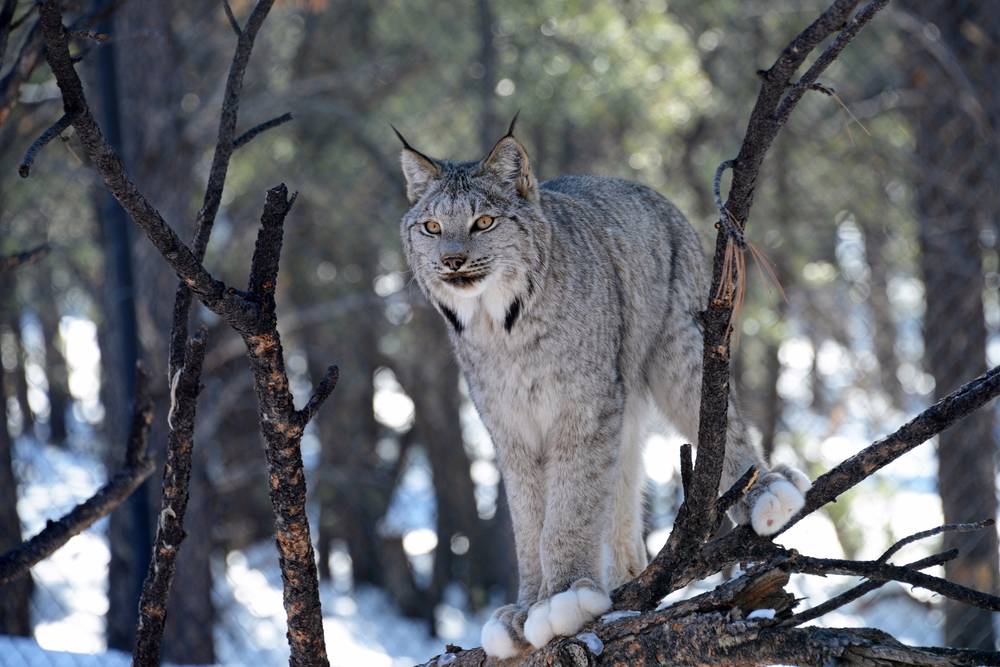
[441,253,467,271]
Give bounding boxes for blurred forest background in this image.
[0,0,998,664]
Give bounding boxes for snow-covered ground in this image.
[2,314,994,665]
[3,422,980,666]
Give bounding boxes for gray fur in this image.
[398,129,808,654]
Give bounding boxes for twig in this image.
[38,0,261,333]
[132,331,208,667]
[0,364,154,586]
[774,0,891,126]
[18,112,74,177]
[779,365,1000,536]
[294,365,340,427]
[786,549,957,626]
[786,551,1000,612]
[69,29,107,41]
[712,465,758,533]
[0,244,50,273]
[222,0,241,37]
[878,519,994,563]
[233,111,293,149]
[168,0,277,374]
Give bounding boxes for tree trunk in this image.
[906,0,1000,650]
[38,267,70,445]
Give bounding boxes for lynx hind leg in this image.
[746,465,812,536]
[523,578,611,649]
[481,604,530,659]
[607,396,649,589]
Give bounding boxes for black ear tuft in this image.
[478,127,537,201]
[504,110,521,138]
[393,125,441,203]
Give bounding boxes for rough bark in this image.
[36,3,333,664]
[132,332,208,667]
[615,0,890,612]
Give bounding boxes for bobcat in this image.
[396,119,811,658]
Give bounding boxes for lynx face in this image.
[397,123,547,329]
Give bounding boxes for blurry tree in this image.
[0,295,30,637]
[905,0,1000,651]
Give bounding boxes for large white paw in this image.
[523,579,611,649]
[481,604,528,659]
[750,469,809,536]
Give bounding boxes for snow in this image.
[600,610,640,623]
[574,632,604,655]
[747,609,776,620]
[4,302,996,665]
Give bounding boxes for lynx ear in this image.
[478,115,537,201]
[393,126,440,203]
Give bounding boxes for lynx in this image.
[397,119,810,658]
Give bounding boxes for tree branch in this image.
[36,3,336,664]
[786,549,958,626]
[168,0,278,374]
[0,364,155,586]
[613,0,890,613]
[233,111,293,149]
[0,244,50,273]
[132,331,208,667]
[17,112,74,177]
[37,0,261,334]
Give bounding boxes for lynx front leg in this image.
[523,404,619,649]
[480,442,544,659]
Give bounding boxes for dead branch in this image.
[36,1,334,664]
[0,364,155,586]
[18,112,74,177]
[132,331,208,667]
[615,0,889,613]
[0,244,50,273]
[785,549,958,627]
[234,111,294,148]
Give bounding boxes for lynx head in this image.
[397,116,548,333]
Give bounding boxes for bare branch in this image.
[713,465,758,532]
[613,0,891,613]
[38,0,260,332]
[788,551,1000,612]
[233,111,293,149]
[787,549,958,627]
[295,365,340,427]
[0,364,154,586]
[133,331,208,667]
[168,0,277,374]
[0,244,50,273]
[877,519,995,563]
[774,0,891,126]
[18,112,74,177]
[780,364,1000,536]
[222,0,241,37]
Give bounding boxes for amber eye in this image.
[473,215,495,231]
[423,220,441,235]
